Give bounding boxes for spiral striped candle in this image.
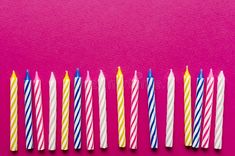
[201,69,214,149]
[49,72,57,151]
[192,69,204,148]
[130,70,139,149]
[147,69,158,149]
[98,70,108,149]
[85,71,95,150]
[61,71,70,150]
[10,71,18,151]
[34,71,45,151]
[165,69,175,148]
[184,66,192,147]
[24,70,33,150]
[214,71,225,150]
[116,66,126,148]
[74,69,82,150]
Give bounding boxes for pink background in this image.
[0,0,235,155]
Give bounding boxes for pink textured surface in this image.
[0,0,234,155]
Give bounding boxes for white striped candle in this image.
[214,71,225,150]
[165,69,175,148]
[49,72,57,151]
[98,70,108,149]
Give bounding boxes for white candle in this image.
[165,69,175,148]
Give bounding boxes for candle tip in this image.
[25,70,30,80]
[117,66,122,75]
[35,71,40,80]
[199,69,203,78]
[219,70,224,77]
[75,69,80,77]
[133,70,138,79]
[86,71,91,80]
[209,69,213,77]
[148,69,152,77]
[186,65,188,70]
[50,72,55,80]
[11,70,17,79]
[64,70,70,80]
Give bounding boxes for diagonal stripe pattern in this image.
[201,69,214,149]
[192,70,204,148]
[130,71,139,149]
[214,71,225,150]
[116,67,126,148]
[98,70,108,149]
[147,69,158,149]
[24,71,33,150]
[49,72,57,151]
[61,71,70,150]
[85,71,94,150]
[10,71,18,151]
[184,66,192,146]
[165,69,175,148]
[34,72,45,151]
[74,69,82,149]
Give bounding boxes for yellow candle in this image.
[116,66,126,148]
[61,71,70,150]
[10,71,18,151]
[184,66,192,146]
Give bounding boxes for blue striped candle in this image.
[74,69,82,149]
[147,69,158,149]
[24,70,33,150]
[192,69,204,148]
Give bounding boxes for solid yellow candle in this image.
[61,71,70,150]
[10,71,18,151]
[116,66,126,148]
[184,66,192,146]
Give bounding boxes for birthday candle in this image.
[130,70,139,149]
[24,70,33,150]
[74,69,82,149]
[147,69,158,149]
[85,71,94,150]
[165,69,175,148]
[34,71,45,150]
[192,69,204,148]
[214,71,225,150]
[184,66,192,146]
[116,66,126,148]
[61,71,70,150]
[201,69,214,148]
[98,70,108,149]
[10,71,18,151]
[49,72,57,151]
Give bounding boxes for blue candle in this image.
[147,69,158,149]
[192,69,204,148]
[74,69,82,149]
[24,70,33,149]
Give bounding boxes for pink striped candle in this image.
[201,69,214,148]
[34,71,45,151]
[130,71,139,149]
[85,71,94,150]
